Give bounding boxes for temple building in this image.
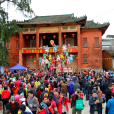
[7,13,110,71]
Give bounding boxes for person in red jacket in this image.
[57,92,69,114]
[14,77,21,88]
[47,102,54,114]
[37,104,47,114]
[1,85,10,109]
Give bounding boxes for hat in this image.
[76,88,80,92]
[10,96,15,101]
[15,95,20,100]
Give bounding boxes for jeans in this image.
[72,106,81,114]
[82,87,85,95]
[85,90,89,100]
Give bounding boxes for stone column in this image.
[36,28,39,71]
[58,26,62,48]
[77,25,81,71]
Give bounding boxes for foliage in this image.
[0,0,34,66]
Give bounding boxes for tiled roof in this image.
[106,35,114,38]
[81,20,110,29]
[17,14,87,25]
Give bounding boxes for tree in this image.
[0,0,34,66]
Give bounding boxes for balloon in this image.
[52,57,55,66]
[62,60,65,67]
[48,61,51,68]
[65,58,67,65]
[50,40,54,45]
[49,54,52,61]
[57,55,60,61]
[58,62,62,70]
[65,50,69,58]
[62,44,67,52]
[43,53,47,59]
[60,53,64,59]
[53,45,57,52]
[69,54,74,63]
[41,58,45,66]
[44,46,49,53]
[38,58,42,65]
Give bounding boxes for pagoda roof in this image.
[81,20,110,35]
[17,13,87,26]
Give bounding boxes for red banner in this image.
[23,48,77,54]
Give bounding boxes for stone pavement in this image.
[0,96,106,114]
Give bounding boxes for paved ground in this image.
[0,95,106,114]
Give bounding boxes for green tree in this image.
[0,0,34,66]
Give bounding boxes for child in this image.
[37,104,46,114]
[47,102,54,114]
[19,104,31,114]
[15,95,22,105]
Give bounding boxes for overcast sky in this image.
[1,0,114,38]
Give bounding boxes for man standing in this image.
[107,93,114,114]
[27,91,39,114]
[89,89,102,114]
[73,80,80,92]
[68,79,74,100]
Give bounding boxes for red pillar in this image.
[36,28,39,71]
[58,26,62,48]
[19,31,24,65]
[77,25,81,71]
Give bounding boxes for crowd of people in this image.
[0,69,114,114]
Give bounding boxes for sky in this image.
[1,0,114,38]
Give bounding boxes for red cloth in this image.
[16,100,22,105]
[1,90,10,99]
[111,88,114,93]
[37,109,46,114]
[47,99,57,110]
[49,86,54,93]
[14,80,21,88]
[48,107,54,114]
[57,97,69,114]
[10,102,15,108]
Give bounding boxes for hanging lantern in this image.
[63,34,66,38]
[32,36,35,39]
[30,56,33,59]
[43,36,46,39]
[76,57,79,61]
[53,35,56,39]
[33,60,36,64]
[5,66,7,69]
[26,36,29,39]
[72,33,75,37]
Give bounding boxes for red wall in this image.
[80,29,102,69]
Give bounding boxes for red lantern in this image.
[32,36,35,39]
[72,33,75,37]
[43,36,46,39]
[53,35,56,39]
[5,66,7,69]
[30,56,33,59]
[33,60,36,64]
[26,36,29,39]
[63,34,66,38]
[76,57,79,61]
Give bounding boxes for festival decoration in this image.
[76,57,79,61]
[50,40,54,45]
[69,54,74,63]
[44,46,49,53]
[62,44,67,52]
[50,64,54,73]
[26,36,29,39]
[43,36,46,39]
[5,66,7,69]
[72,33,75,37]
[68,44,70,47]
[43,53,47,59]
[32,36,35,39]
[65,50,69,58]
[52,57,56,66]
[33,60,36,64]
[60,53,64,59]
[53,45,57,52]
[53,35,56,39]
[63,34,66,38]
[30,56,33,59]
[38,58,42,65]
[62,60,65,67]
[49,54,52,61]
[65,58,67,65]
[41,58,45,66]
[67,56,70,64]
[58,62,62,70]
[57,55,60,61]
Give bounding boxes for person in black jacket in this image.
[105,84,112,114]
[80,76,86,95]
[17,83,26,98]
[102,79,109,94]
[6,96,19,114]
[88,81,94,98]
